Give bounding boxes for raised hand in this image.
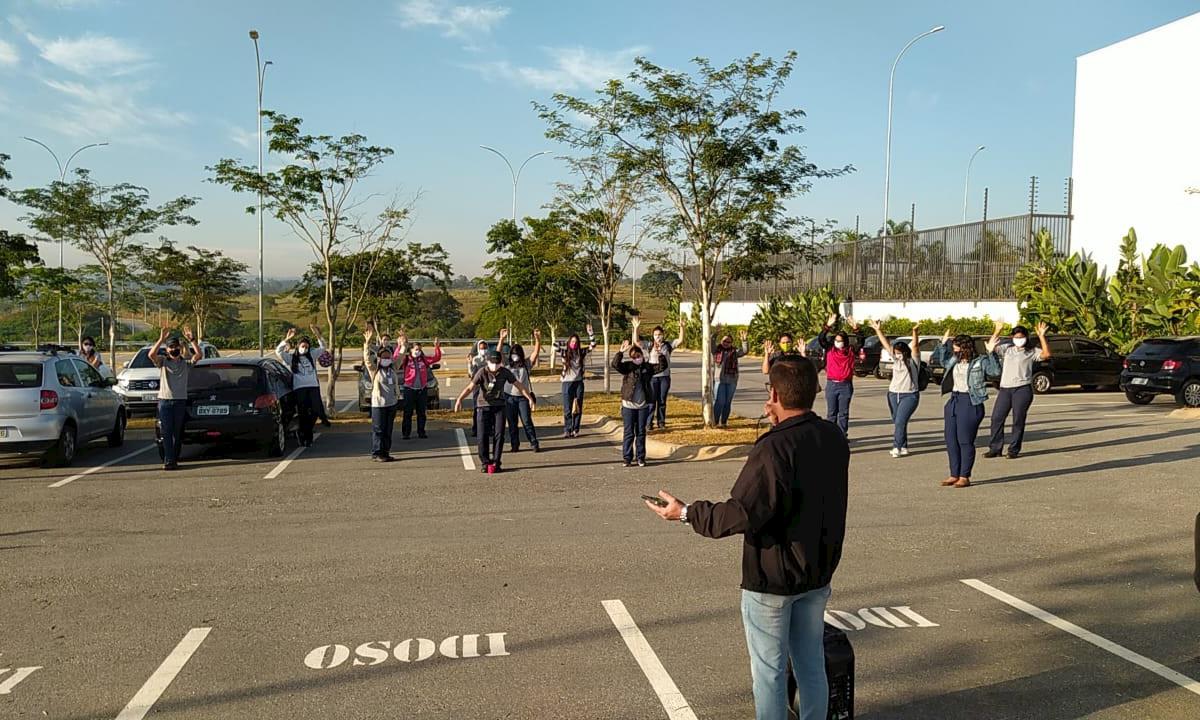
[763,339,774,354]
[158,327,170,342]
[363,324,375,342]
[1036,321,1049,336]
[912,324,920,334]
[586,323,594,336]
[286,327,297,340]
[846,316,858,329]
[184,326,195,343]
[499,328,509,341]
[433,337,441,348]
[827,313,838,328]
[619,340,631,353]
[738,329,748,341]
[631,316,642,330]
[868,319,881,331]
[993,320,1005,336]
[942,329,952,344]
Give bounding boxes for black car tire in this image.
[107,410,127,447]
[45,422,77,467]
[265,418,286,457]
[1032,372,1053,394]
[1125,389,1154,405]
[1176,379,1200,408]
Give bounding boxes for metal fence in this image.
[712,213,1071,302]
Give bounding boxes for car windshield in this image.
[0,362,43,388]
[1131,339,1190,357]
[129,348,161,369]
[187,365,260,399]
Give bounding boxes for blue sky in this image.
[1,0,1197,279]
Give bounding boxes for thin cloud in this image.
[469,45,646,92]
[397,0,509,38]
[33,0,108,7]
[28,32,148,76]
[0,38,17,65]
[42,78,191,140]
[229,125,258,150]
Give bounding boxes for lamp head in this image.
[930,25,945,33]
[249,30,260,40]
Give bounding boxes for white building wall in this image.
[681,300,1019,327]
[1071,12,1200,273]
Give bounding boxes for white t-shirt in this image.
[998,344,1044,388]
[889,357,919,394]
[277,340,323,389]
[504,363,531,397]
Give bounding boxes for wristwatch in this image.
[679,504,689,524]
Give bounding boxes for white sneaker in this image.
[889,448,901,458]
[899,447,910,457]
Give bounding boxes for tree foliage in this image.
[138,240,249,339]
[540,52,850,424]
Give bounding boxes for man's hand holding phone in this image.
[644,490,684,521]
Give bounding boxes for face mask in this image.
[379,358,392,368]
[411,351,422,359]
[568,340,578,349]
[486,362,500,372]
[477,347,487,356]
[632,357,644,365]
[1013,337,1027,348]
[83,344,94,353]
[511,354,520,363]
[299,346,310,355]
[653,334,663,343]
[834,341,845,350]
[167,347,181,356]
[722,341,732,348]
[778,341,791,352]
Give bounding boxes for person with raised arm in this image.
[151,325,202,470]
[79,335,115,380]
[559,323,596,438]
[817,313,865,437]
[985,321,1051,459]
[276,327,325,447]
[712,329,749,427]
[454,350,537,474]
[397,337,442,440]
[362,322,399,462]
[504,329,542,453]
[931,328,1001,488]
[869,320,922,458]
[633,315,684,431]
[612,337,668,466]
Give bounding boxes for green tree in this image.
[11,169,198,367]
[19,267,78,347]
[138,240,249,340]
[0,230,42,297]
[540,53,848,425]
[62,266,107,347]
[639,269,682,300]
[210,112,416,412]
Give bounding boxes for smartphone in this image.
[641,494,668,507]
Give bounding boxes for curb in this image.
[1168,407,1200,420]
[581,415,755,463]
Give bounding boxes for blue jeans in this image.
[713,380,736,425]
[157,399,188,465]
[621,405,649,462]
[945,392,985,477]
[562,381,584,434]
[887,391,920,450]
[476,404,507,467]
[401,386,427,438]
[371,404,397,456]
[741,585,832,720]
[505,395,539,449]
[825,380,854,436]
[649,376,671,429]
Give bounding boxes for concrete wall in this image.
[1071,12,1200,273]
[680,300,1020,326]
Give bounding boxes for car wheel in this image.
[1125,389,1154,405]
[265,419,286,457]
[107,410,127,447]
[45,422,77,467]
[1176,379,1200,408]
[1032,372,1053,394]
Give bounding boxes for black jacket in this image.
[612,351,667,402]
[688,412,849,595]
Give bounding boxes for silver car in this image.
[0,351,127,466]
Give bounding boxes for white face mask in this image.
[486,362,500,373]
[1013,337,1027,348]
[299,346,310,355]
[834,340,845,350]
[653,334,664,343]
[511,354,520,363]
[378,358,392,368]
[411,351,422,359]
[632,357,644,365]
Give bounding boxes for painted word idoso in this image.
[304,633,510,670]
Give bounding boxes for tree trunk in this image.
[601,306,612,392]
[699,280,714,427]
[32,305,41,347]
[547,323,557,369]
[106,273,118,369]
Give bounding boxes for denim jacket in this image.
[931,341,1000,406]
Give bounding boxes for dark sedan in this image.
[156,358,296,459]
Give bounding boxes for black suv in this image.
[854,335,892,378]
[1120,336,1200,407]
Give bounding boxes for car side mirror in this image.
[105,376,119,386]
[430,363,441,370]
[122,361,130,368]
[353,364,363,372]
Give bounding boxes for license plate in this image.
[0,428,8,438]
[143,394,159,401]
[1130,377,1149,385]
[195,405,229,416]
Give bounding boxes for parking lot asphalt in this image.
[2,371,1198,719]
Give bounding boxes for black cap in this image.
[166,336,182,347]
[487,350,502,363]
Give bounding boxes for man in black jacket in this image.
[647,358,849,720]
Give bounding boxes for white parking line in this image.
[340,398,357,413]
[962,579,1200,697]
[263,433,320,480]
[115,627,212,720]
[455,428,475,470]
[602,599,698,720]
[49,444,156,488]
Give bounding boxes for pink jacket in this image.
[395,347,443,389]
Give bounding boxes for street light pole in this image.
[881,25,944,287]
[480,146,551,222]
[22,137,108,346]
[962,145,986,222]
[250,30,272,357]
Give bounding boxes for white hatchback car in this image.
[0,351,127,466]
[116,342,219,414]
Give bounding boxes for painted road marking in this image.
[304,633,509,669]
[455,428,475,470]
[963,579,1200,697]
[602,599,698,720]
[115,627,212,720]
[340,398,357,413]
[264,433,321,480]
[824,605,939,631]
[49,444,156,488]
[0,666,42,694]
